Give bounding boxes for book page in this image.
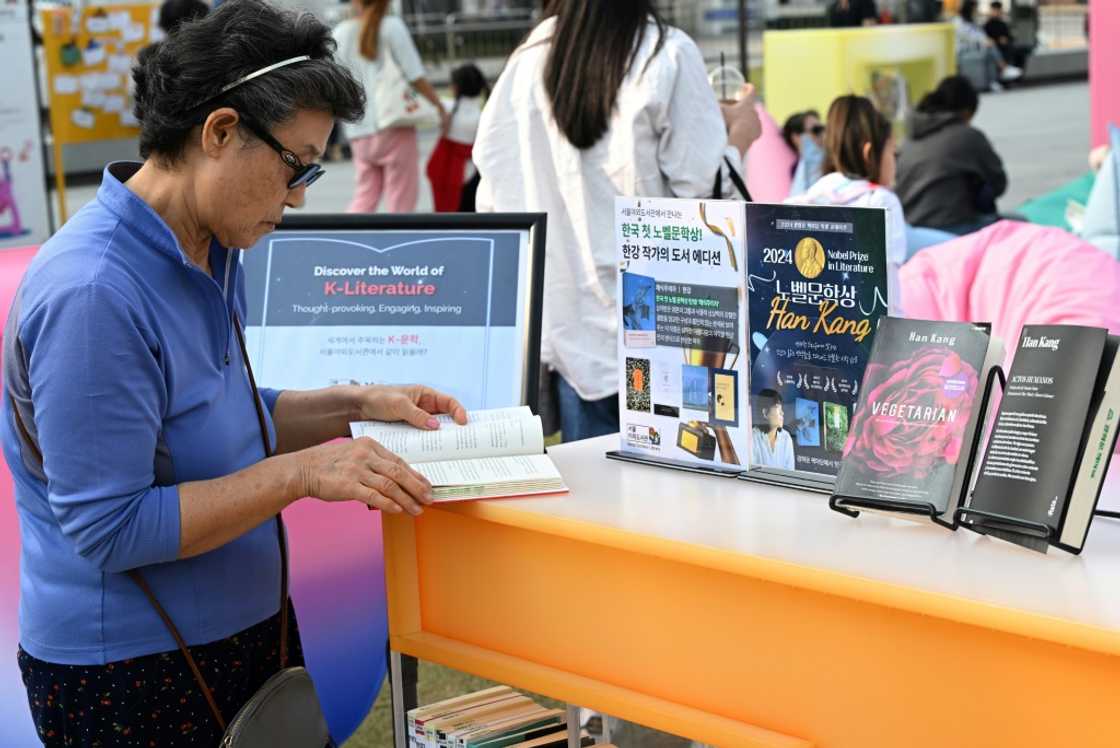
[351,414,543,464]
[415,455,561,487]
[354,406,533,435]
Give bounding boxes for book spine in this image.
[1061,383,1120,548]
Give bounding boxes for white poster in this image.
[241,228,536,411]
[616,196,749,469]
[0,4,51,248]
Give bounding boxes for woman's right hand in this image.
[293,437,433,516]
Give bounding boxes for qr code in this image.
[626,357,651,412]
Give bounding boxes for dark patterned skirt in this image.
[17,602,304,747]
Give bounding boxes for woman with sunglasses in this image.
[3,2,466,745]
[782,109,826,197]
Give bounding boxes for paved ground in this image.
[52,80,1090,224]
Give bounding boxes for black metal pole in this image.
[738,0,749,80]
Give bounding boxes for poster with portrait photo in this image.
[745,203,888,479]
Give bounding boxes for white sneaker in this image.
[1001,65,1023,82]
[989,80,1004,92]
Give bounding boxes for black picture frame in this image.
[249,212,547,412]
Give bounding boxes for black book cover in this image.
[970,325,1107,531]
[833,318,992,514]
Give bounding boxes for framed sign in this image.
[242,213,546,411]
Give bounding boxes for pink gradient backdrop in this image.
[0,246,43,746]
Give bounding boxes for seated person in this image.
[751,389,795,471]
[896,76,1008,237]
[983,1,1023,68]
[786,95,904,315]
[828,0,878,27]
[1079,124,1120,259]
[954,0,1021,91]
[782,109,825,197]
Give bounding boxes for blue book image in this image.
[622,272,657,347]
[681,364,709,412]
[794,398,821,447]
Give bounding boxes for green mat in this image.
[1015,171,1096,231]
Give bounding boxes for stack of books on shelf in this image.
[407,685,594,748]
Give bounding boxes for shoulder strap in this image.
[126,570,228,730]
[724,156,753,202]
[9,312,289,733]
[128,312,290,732]
[232,312,291,670]
[712,156,753,202]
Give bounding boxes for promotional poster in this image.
[616,196,748,469]
[0,4,51,249]
[745,203,888,478]
[242,228,533,409]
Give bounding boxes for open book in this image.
[350,406,567,502]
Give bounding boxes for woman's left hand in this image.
[355,384,468,429]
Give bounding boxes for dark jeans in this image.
[555,374,619,443]
[18,602,303,747]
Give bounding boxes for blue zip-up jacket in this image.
[3,162,284,664]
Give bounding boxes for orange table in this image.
[384,435,1120,747]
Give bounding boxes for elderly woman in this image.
[3,1,465,745]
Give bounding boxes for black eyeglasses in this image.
[809,124,826,137]
[239,115,325,189]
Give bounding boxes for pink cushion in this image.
[901,222,1120,452]
[744,103,796,203]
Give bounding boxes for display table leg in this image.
[566,704,580,748]
[390,650,407,748]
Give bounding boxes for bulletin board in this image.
[40,4,158,146]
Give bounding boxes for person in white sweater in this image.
[473,0,761,442]
[787,95,905,317]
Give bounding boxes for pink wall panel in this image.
[1091,0,1120,146]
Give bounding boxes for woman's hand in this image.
[355,384,468,429]
[294,437,433,515]
[720,83,763,158]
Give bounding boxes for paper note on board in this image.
[97,73,124,91]
[82,45,106,66]
[108,11,131,30]
[80,89,107,109]
[71,109,96,129]
[102,95,125,114]
[53,75,79,95]
[107,55,132,75]
[119,109,139,128]
[86,16,110,34]
[122,23,145,43]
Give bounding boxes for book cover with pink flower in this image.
[834,318,1001,519]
